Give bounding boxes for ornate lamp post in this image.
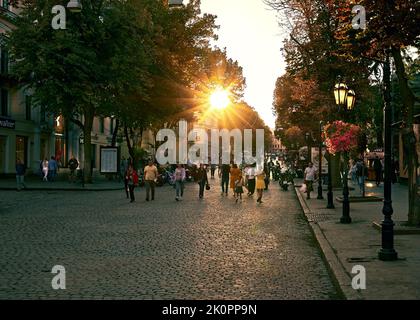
[378,50,398,261]
[318,121,324,200]
[333,79,356,224]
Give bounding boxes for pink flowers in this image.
[323,121,361,154]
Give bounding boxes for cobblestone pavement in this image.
[0,179,341,300]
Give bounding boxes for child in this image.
[234,174,244,203]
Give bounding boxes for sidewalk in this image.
[0,172,124,191]
[294,178,420,300]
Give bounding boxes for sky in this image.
[200,0,287,129]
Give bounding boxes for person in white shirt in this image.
[304,162,317,199]
[42,158,49,182]
[245,165,256,196]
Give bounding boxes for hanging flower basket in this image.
[322,121,361,155]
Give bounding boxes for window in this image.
[0,47,8,74]
[16,136,28,167]
[2,0,10,10]
[99,117,104,134]
[25,95,32,120]
[110,118,114,135]
[1,89,8,117]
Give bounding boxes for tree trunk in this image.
[111,119,119,147]
[83,109,94,184]
[391,47,420,226]
[124,125,135,161]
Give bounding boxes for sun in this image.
[209,89,231,110]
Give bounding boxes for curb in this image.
[294,186,364,300]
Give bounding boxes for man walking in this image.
[16,159,26,191]
[197,164,209,199]
[48,156,58,182]
[220,164,230,196]
[175,164,186,201]
[144,160,158,201]
[304,162,317,199]
[373,156,383,186]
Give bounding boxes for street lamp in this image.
[378,50,398,261]
[333,79,354,223]
[67,0,82,13]
[347,90,356,111]
[318,121,324,200]
[334,82,349,106]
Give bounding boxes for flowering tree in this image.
[323,121,361,155]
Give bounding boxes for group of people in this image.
[39,156,59,182]
[122,161,270,204]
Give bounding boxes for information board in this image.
[100,146,119,174]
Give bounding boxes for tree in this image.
[335,0,420,225]
[6,0,153,182]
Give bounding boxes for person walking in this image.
[373,156,383,186]
[210,164,216,179]
[144,160,158,201]
[48,156,58,182]
[175,164,186,201]
[68,155,79,183]
[234,173,244,203]
[263,163,270,190]
[197,164,209,199]
[245,164,256,196]
[304,162,317,199]
[256,170,266,204]
[220,164,230,196]
[230,164,241,196]
[126,165,138,203]
[16,159,26,191]
[42,158,49,182]
[356,159,366,195]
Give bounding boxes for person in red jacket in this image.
[126,165,138,203]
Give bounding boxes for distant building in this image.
[270,135,284,155]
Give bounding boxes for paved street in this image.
[0,179,341,300]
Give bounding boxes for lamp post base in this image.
[326,191,335,209]
[317,185,324,199]
[378,249,398,261]
[340,216,352,224]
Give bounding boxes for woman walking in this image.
[175,164,186,201]
[256,171,266,204]
[230,164,242,196]
[126,165,138,203]
[42,158,49,181]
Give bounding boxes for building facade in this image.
[0,1,115,175]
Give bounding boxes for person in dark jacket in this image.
[373,156,383,186]
[197,164,209,199]
[16,159,26,191]
[219,164,230,196]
